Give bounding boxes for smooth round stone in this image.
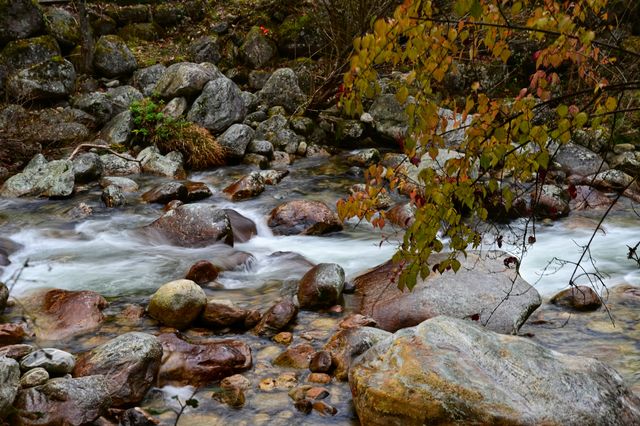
[20,348,75,376]
[20,367,49,388]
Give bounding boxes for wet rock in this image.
[253,299,298,337]
[268,200,343,236]
[347,148,381,167]
[0,323,27,345]
[132,64,166,97]
[12,375,112,425]
[213,374,251,407]
[243,153,269,168]
[100,111,135,146]
[258,68,307,113]
[20,348,75,376]
[350,316,640,426]
[157,333,252,387]
[309,351,332,373]
[354,251,541,334]
[313,400,337,416]
[247,139,274,157]
[339,314,377,329]
[1,154,74,198]
[273,332,293,345]
[199,299,255,329]
[100,176,138,192]
[223,171,265,201]
[224,209,257,243]
[185,260,219,284]
[153,62,222,99]
[73,332,162,407]
[0,345,34,360]
[19,367,48,389]
[147,203,234,247]
[141,182,187,204]
[102,184,126,207]
[188,36,221,64]
[0,282,8,314]
[94,35,138,78]
[550,286,602,311]
[187,77,246,133]
[241,26,277,68]
[298,263,345,309]
[273,344,315,369]
[217,123,254,161]
[72,152,102,183]
[27,289,108,340]
[556,142,608,176]
[0,356,19,419]
[44,7,79,48]
[294,398,313,414]
[588,169,638,192]
[0,0,44,45]
[323,326,391,381]
[532,184,570,218]
[259,169,288,185]
[147,279,206,330]
[184,181,212,202]
[308,373,331,384]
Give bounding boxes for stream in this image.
[1,153,639,424]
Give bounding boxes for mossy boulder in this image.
[258,68,307,114]
[6,58,76,101]
[0,35,60,92]
[118,23,161,42]
[44,7,80,49]
[0,0,45,45]
[93,35,137,78]
[240,26,277,69]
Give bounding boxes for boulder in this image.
[141,181,187,204]
[223,171,265,201]
[44,7,80,48]
[347,148,381,167]
[224,209,258,243]
[93,35,137,78]
[532,184,570,218]
[556,142,608,176]
[349,316,640,426]
[253,299,298,337]
[100,176,138,192]
[162,96,188,118]
[0,356,19,419]
[323,326,391,381]
[11,375,111,426]
[368,93,409,140]
[0,0,44,45]
[0,345,34,361]
[19,367,48,389]
[24,288,108,341]
[102,184,125,208]
[240,26,277,68]
[106,85,143,115]
[72,152,102,183]
[259,169,289,185]
[247,139,274,157]
[6,58,76,101]
[0,323,27,345]
[132,63,166,96]
[99,152,140,176]
[100,110,134,146]
[354,251,541,334]
[147,279,206,330]
[157,333,252,387]
[73,332,163,407]
[187,77,246,133]
[268,200,343,236]
[550,285,602,311]
[217,123,254,160]
[199,299,256,329]
[0,154,74,198]
[20,348,75,376]
[309,351,332,373]
[153,62,222,99]
[258,68,307,113]
[146,203,234,247]
[184,181,212,202]
[188,36,221,64]
[273,343,315,369]
[0,35,60,81]
[137,146,185,178]
[298,263,345,309]
[185,260,219,284]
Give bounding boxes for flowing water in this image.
[1,153,639,424]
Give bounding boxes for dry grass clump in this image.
[155,123,226,170]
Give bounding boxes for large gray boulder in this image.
[146,203,234,247]
[44,7,80,48]
[556,142,609,176]
[20,348,75,376]
[240,26,277,68]
[132,63,166,96]
[147,280,206,330]
[12,375,112,425]
[187,77,246,133]
[350,316,640,426]
[106,85,143,115]
[0,154,74,198]
[93,35,137,77]
[71,91,113,125]
[99,152,140,176]
[298,263,345,309]
[354,251,541,334]
[72,152,102,183]
[0,35,60,83]
[0,356,20,419]
[100,110,134,145]
[258,68,306,114]
[6,58,76,101]
[73,332,162,407]
[136,146,185,178]
[0,0,44,45]
[153,62,222,99]
[217,123,254,160]
[368,93,409,140]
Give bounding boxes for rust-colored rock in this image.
[386,202,416,228]
[273,343,315,369]
[268,200,343,236]
[550,286,602,311]
[141,182,187,204]
[0,323,28,345]
[185,260,219,284]
[199,299,255,329]
[309,351,332,373]
[223,172,265,201]
[157,333,252,387]
[184,181,212,202]
[338,314,377,329]
[224,209,257,243]
[323,327,391,381]
[253,299,298,337]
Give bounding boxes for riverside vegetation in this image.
[0,0,640,425]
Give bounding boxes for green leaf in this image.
[470,0,482,18]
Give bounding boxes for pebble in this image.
[259,378,276,391]
[307,373,331,384]
[20,367,49,388]
[273,332,293,345]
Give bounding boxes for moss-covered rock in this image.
[6,58,76,101]
[117,22,161,42]
[0,0,45,45]
[240,26,277,69]
[93,35,137,77]
[44,7,80,49]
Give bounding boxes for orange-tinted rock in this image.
[223,172,265,201]
[253,299,298,337]
[309,351,332,373]
[141,182,187,204]
[185,260,219,284]
[338,314,377,329]
[0,323,28,345]
[273,343,315,369]
[386,202,416,228]
[550,286,602,311]
[157,333,252,387]
[268,200,343,236]
[183,181,212,202]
